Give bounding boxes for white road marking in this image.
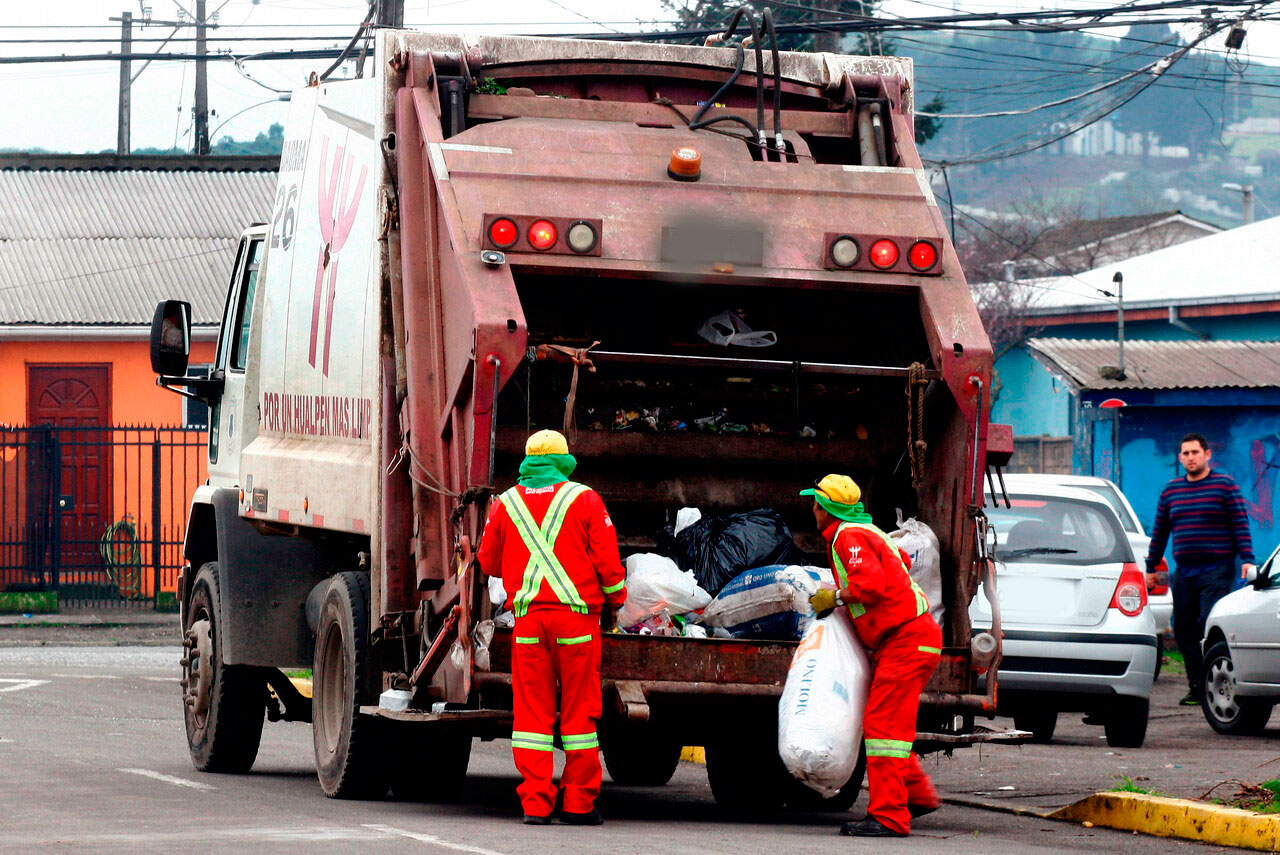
[141,676,178,682]
[4,827,386,845]
[364,824,511,855]
[50,673,120,679]
[118,768,216,791]
[0,678,48,693]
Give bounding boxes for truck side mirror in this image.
[150,300,192,377]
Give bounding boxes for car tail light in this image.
[488,217,518,249]
[869,239,899,269]
[908,240,938,271]
[829,235,860,268]
[1110,562,1148,617]
[528,220,557,251]
[1149,558,1170,596]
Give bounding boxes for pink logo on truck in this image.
[309,136,368,376]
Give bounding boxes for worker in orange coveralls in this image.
[803,474,943,838]
[472,429,627,826]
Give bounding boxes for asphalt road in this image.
[0,646,1243,855]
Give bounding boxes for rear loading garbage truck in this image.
[152,26,1018,807]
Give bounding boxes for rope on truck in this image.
[906,361,929,488]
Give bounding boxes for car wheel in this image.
[1201,641,1273,735]
[1153,634,1163,681]
[1014,709,1058,744]
[1104,697,1148,748]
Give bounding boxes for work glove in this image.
[809,587,838,619]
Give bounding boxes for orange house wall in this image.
[0,338,216,425]
[0,338,216,596]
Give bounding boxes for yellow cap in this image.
[802,474,862,506]
[525,429,569,456]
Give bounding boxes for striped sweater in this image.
[1146,470,1254,569]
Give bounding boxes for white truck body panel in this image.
[239,80,384,533]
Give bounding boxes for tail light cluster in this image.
[1110,563,1150,617]
[823,232,942,275]
[1149,557,1170,596]
[483,214,602,257]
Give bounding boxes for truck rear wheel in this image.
[313,571,388,799]
[181,562,267,773]
[602,728,682,786]
[389,729,473,801]
[782,745,866,812]
[1104,696,1149,748]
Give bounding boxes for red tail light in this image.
[869,239,899,269]
[908,240,938,271]
[1110,562,1149,617]
[488,217,518,249]
[528,220,558,251]
[1148,558,1170,596]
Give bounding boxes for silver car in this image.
[1000,474,1173,634]
[974,484,1157,747]
[1200,543,1280,734]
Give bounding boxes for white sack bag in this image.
[890,511,945,626]
[778,608,871,797]
[617,553,712,627]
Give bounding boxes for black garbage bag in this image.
[673,509,802,596]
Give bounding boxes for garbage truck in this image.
[151,26,1019,807]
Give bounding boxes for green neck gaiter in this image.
[517,453,577,488]
[816,493,874,525]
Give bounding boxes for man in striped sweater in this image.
[1147,432,1257,706]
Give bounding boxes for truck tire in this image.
[782,745,867,812]
[313,571,389,799]
[705,738,785,811]
[601,729,682,786]
[1014,709,1058,744]
[389,729,473,802]
[1104,696,1149,748]
[1201,641,1273,735]
[181,562,267,773]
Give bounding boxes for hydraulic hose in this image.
[689,6,763,145]
[761,8,784,152]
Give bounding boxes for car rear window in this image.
[1074,483,1139,534]
[987,495,1131,565]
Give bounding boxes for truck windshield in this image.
[986,496,1131,566]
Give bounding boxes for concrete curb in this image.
[288,677,313,699]
[1050,791,1280,851]
[680,746,706,764]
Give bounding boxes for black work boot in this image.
[523,814,552,826]
[559,808,604,826]
[840,816,907,837]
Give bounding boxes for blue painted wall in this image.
[1079,390,1280,572]
[990,345,1072,436]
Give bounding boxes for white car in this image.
[975,483,1158,747]
[1200,543,1280,734]
[999,474,1172,636]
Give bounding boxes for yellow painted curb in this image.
[288,677,313,699]
[1051,791,1280,851]
[681,746,706,764]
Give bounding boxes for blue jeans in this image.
[1171,560,1235,691]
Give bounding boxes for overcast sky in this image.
[3,0,1277,153]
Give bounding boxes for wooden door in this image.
[27,366,112,577]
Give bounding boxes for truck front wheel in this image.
[313,571,388,799]
[389,728,473,801]
[181,562,267,773]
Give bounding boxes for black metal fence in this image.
[0,425,207,608]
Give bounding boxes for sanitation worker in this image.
[803,474,943,838]
[473,429,627,826]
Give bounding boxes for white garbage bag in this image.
[699,565,833,640]
[616,553,713,628]
[674,506,702,536]
[488,575,507,608]
[890,510,945,626]
[778,608,871,798]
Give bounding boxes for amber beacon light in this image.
[668,146,702,181]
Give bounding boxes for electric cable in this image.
[317,1,374,81]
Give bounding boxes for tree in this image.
[660,1,944,143]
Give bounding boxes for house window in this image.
[184,364,211,429]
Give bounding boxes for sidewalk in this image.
[0,608,179,646]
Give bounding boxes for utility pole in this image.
[115,11,132,155]
[811,0,841,53]
[375,0,403,28]
[1113,271,1126,381]
[194,0,209,155]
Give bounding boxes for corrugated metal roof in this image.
[0,169,275,326]
[1028,337,1280,391]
